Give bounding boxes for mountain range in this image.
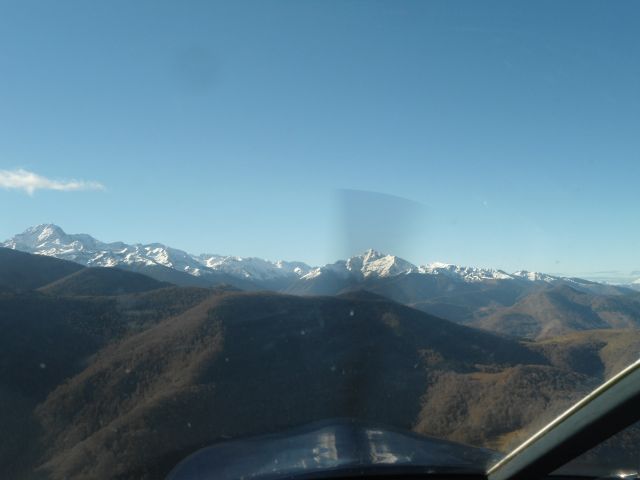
[4,224,636,294]
[3,224,310,287]
[0,224,606,285]
[5,224,640,341]
[0,248,619,477]
[2,244,640,479]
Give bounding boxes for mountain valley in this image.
[2,228,640,479]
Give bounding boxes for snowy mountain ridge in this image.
[3,224,310,281]
[0,224,610,288]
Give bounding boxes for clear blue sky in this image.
[1,0,639,276]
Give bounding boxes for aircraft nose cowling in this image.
[167,418,500,480]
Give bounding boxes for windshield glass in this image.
[1,1,639,479]
[553,420,640,477]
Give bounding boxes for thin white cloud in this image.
[0,168,105,195]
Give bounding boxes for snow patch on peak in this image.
[300,261,349,280]
[34,224,65,242]
[512,270,560,283]
[195,254,311,281]
[361,248,385,263]
[420,263,513,282]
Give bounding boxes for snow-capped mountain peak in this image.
[4,224,113,261]
[302,249,417,281]
[358,251,416,278]
[5,223,68,250]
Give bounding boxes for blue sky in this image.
[1,0,638,275]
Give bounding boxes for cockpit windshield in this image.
[1,1,639,479]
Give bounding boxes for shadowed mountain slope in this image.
[39,267,171,297]
[0,287,217,402]
[0,247,84,291]
[34,291,579,480]
[117,262,260,290]
[0,285,222,479]
[2,246,636,480]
